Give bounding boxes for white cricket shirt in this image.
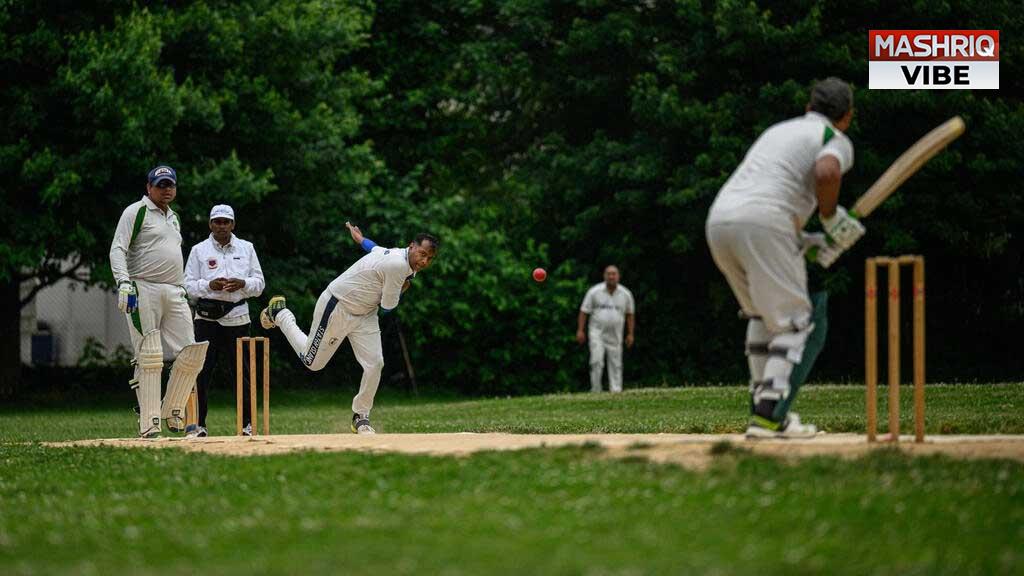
[328,246,414,316]
[109,195,184,286]
[708,111,854,233]
[581,283,635,331]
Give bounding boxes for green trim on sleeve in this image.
[822,126,835,145]
[129,205,147,247]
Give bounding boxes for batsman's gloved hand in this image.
[821,205,866,251]
[800,232,843,268]
[118,281,138,314]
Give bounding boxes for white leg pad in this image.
[138,330,163,435]
[756,324,814,403]
[745,318,771,384]
[162,341,209,431]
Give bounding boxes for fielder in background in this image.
[184,205,266,437]
[576,265,636,393]
[260,222,438,434]
[705,77,865,439]
[109,165,208,438]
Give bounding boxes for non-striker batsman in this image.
[110,165,208,438]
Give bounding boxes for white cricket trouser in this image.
[706,220,813,400]
[124,280,195,434]
[705,221,812,333]
[276,288,384,416]
[588,323,623,392]
[125,280,196,359]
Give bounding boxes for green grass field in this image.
[3,383,1023,441]
[2,384,1023,575]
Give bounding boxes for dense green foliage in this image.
[2,384,1022,441]
[3,1,1021,394]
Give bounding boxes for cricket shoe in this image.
[260,296,287,330]
[139,419,161,439]
[185,424,208,438]
[745,412,818,439]
[166,415,187,434]
[352,413,376,435]
[242,423,253,437]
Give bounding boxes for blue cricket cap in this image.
[147,165,177,186]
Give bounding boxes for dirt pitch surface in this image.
[51,433,1024,469]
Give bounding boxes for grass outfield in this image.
[1,383,1022,441]
[1,443,1022,575]
[1,384,1023,574]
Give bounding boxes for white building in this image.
[20,278,130,366]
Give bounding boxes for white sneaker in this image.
[745,412,818,439]
[185,425,208,438]
[139,419,161,439]
[351,413,376,435]
[778,412,818,438]
[242,423,253,437]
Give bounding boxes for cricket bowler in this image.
[260,222,438,434]
[705,77,865,438]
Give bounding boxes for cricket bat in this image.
[850,116,966,218]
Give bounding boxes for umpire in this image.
[184,205,265,436]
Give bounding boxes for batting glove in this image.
[821,206,866,251]
[118,282,138,314]
[800,232,843,268]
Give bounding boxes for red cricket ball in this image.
[532,268,547,282]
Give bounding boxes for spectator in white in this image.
[576,266,636,393]
[184,205,265,437]
[110,165,208,438]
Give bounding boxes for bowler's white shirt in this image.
[328,246,413,316]
[708,111,854,233]
[184,234,265,326]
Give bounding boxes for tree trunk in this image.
[0,277,23,397]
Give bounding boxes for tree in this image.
[0,0,379,393]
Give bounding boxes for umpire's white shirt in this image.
[708,111,854,233]
[184,234,266,326]
[328,246,413,316]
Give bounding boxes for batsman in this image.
[705,78,864,438]
[110,166,208,438]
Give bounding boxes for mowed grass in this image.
[1,443,1022,575]
[1,383,1022,441]
[1,385,1022,574]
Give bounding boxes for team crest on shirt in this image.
[207,258,218,269]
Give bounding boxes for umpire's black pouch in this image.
[195,298,247,320]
